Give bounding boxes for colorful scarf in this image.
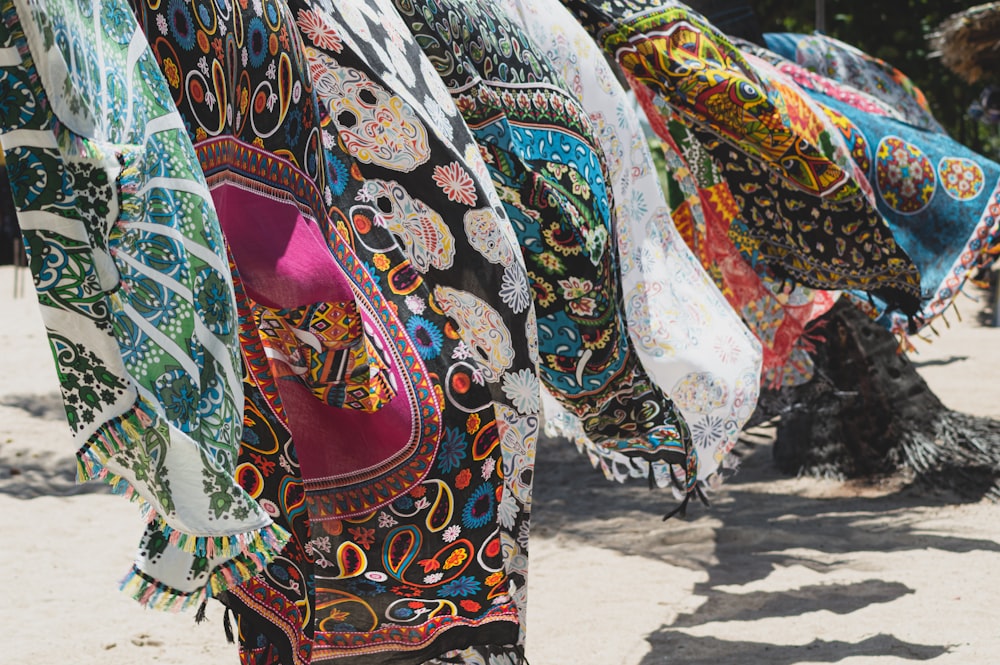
[500,0,763,483]
[643,98,837,387]
[762,32,945,134]
[0,0,288,609]
[749,38,1000,335]
[391,0,700,499]
[558,0,923,315]
[128,0,539,662]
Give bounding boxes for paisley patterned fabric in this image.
[0,0,289,609]
[500,0,763,483]
[128,0,539,662]
[762,32,944,134]
[391,0,700,496]
[558,0,923,316]
[740,38,908,126]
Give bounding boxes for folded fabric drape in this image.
[559,0,924,317]
[762,32,945,134]
[639,94,837,387]
[501,0,763,483]
[751,37,1000,336]
[390,0,701,501]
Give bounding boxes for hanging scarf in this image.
[499,0,762,483]
[390,0,701,501]
[644,98,837,387]
[558,0,923,316]
[748,38,1000,336]
[0,0,289,609]
[762,32,945,134]
[128,0,540,662]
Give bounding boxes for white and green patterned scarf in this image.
[0,0,287,609]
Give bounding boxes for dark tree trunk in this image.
[754,299,1000,499]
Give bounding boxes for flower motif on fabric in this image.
[690,415,725,452]
[481,457,496,480]
[296,8,343,53]
[194,268,232,335]
[436,426,469,473]
[499,265,531,313]
[422,94,454,141]
[348,526,376,550]
[404,294,427,315]
[558,275,598,318]
[875,136,936,214]
[432,161,478,206]
[437,575,482,598]
[455,468,473,490]
[461,483,496,529]
[938,157,985,202]
[405,315,444,360]
[155,369,200,431]
[377,512,398,529]
[443,547,468,570]
[501,368,540,415]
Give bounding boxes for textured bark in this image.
[756,299,1000,498]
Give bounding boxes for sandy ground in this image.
[3,263,1000,664]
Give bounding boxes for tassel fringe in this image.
[118,521,290,612]
[75,398,290,611]
[143,511,290,561]
[75,400,156,485]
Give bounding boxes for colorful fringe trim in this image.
[74,398,157,485]
[74,397,291,610]
[118,522,289,612]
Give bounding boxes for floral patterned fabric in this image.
[391,0,700,497]
[558,0,923,317]
[128,0,539,662]
[500,0,763,483]
[0,0,289,609]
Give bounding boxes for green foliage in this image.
[750,0,1000,157]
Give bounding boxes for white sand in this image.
[3,263,1000,664]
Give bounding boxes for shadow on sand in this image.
[0,391,106,498]
[638,633,948,664]
[0,391,67,421]
[532,431,992,663]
